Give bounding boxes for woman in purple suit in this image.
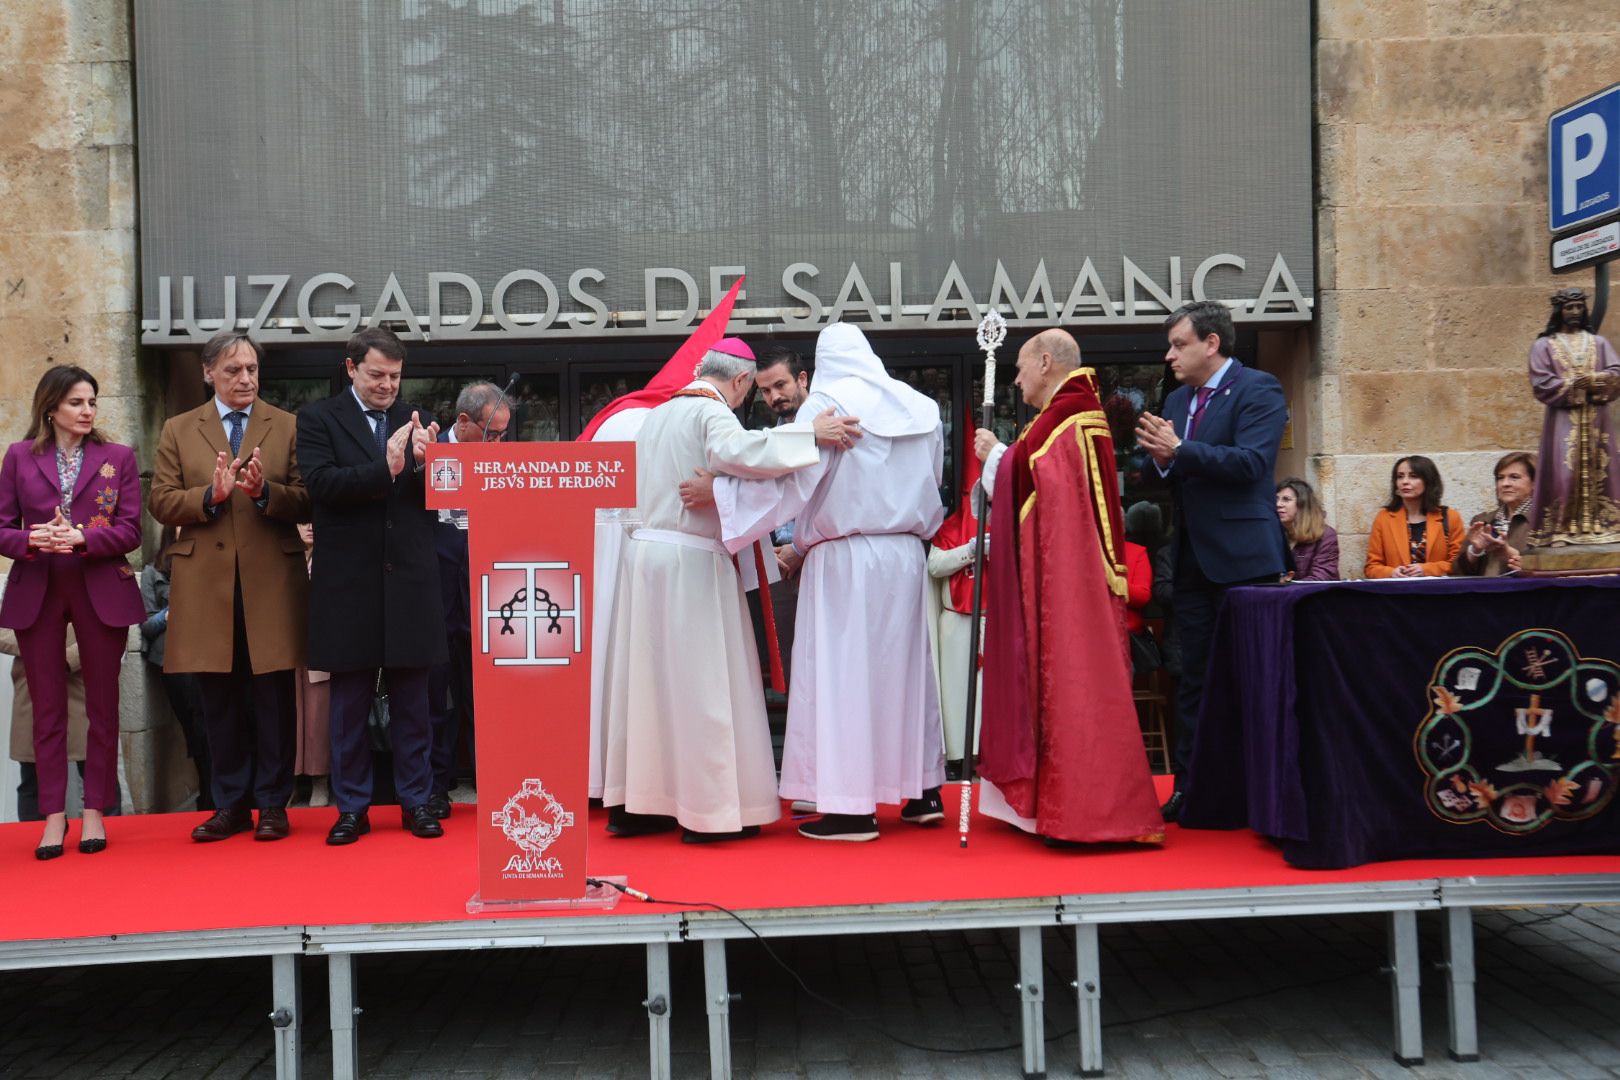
[0,366,144,859]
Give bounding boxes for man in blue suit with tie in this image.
[1134,301,1289,821]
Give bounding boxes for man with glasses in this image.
[427,381,510,816]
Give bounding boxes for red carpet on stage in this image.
[4,777,1618,944]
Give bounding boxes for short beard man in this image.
[756,345,809,422]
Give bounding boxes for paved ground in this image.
[3,904,1620,1078]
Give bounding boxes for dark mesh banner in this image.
[135,0,1312,340]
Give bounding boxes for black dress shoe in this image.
[605,806,679,837]
[192,807,254,842]
[78,837,107,855]
[401,804,445,838]
[426,793,452,820]
[255,807,290,841]
[681,825,761,844]
[35,842,64,861]
[326,810,371,846]
[1160,790,1185,822]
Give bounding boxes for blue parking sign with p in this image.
[1550,83,1620,233]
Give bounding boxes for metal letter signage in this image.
[142,254,1313,345]
[1550,82,1620,234]
[425,441,635,901]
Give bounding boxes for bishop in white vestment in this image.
[586,406,649,801]
[600,345,855,840]
[711,323,947,841]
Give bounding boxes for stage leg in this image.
[1386,910,1424,1066]
[702,939,733,1080]
[1018,926,1046,1079]
[645,942,672,1080]
[1442,907,1479,1062]
[329,953,361,1080]
[271,954,302,1080]
[1073,923,1103,1078]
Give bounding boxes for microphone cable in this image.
[586,876,1032,1055]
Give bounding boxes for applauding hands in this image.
[1463,520,1522,573]
[379,409,437,476]
[386,411,441,477]
[210,447,267,505]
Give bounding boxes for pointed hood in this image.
[809,322,940,438]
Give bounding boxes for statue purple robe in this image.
[1528,288,1620,546]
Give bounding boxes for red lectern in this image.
[425,440,634,904]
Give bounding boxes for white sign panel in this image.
[1552,221,1620,274]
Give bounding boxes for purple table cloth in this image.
[1180,575,1620,868]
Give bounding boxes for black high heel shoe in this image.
[80,811,107,854]
[36,822,67,861]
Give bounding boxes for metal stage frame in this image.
[3,873,1618,1079]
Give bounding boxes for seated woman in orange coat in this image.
[1364,455,1465,578]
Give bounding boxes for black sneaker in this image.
[798,813,879,842]
[900,787,944,825]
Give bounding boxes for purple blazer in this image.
[1291,525,1341,581]
[0,439,144,630]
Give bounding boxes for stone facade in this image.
[1314,0,1620,576]
[0,0,195,814]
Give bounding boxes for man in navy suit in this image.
[427,381,510,817]
[296,327,448,844]
[1134,301,1288,821]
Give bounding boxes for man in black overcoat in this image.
[296,326,449,844]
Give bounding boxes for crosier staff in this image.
[958,309,1005,847]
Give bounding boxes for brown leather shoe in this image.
[254,807,290,841]
[191,808,253,842]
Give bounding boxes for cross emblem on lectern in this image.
[430,458,462,493]
[480,561,584,667]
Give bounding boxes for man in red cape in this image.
[971,329,1163,845]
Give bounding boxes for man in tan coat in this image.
[150,331,312,842]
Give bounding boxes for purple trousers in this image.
[17,555,128,815]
